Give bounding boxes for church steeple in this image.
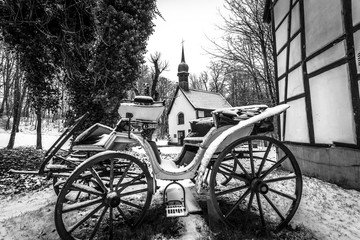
[177,42,189,91]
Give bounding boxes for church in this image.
[167,46,231,145]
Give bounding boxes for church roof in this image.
[167,86,232,115]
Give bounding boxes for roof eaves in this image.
[180,88,197,109]
[166,86,180,116]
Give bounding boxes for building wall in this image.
[168,90,196,144]
[272,0,360,189]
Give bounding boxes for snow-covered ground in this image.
[0,131,61,150]
[0,131,181,154]
[1,130,360,239]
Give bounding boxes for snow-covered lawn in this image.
[1,131,360,239]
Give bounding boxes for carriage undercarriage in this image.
[11,97,302,240]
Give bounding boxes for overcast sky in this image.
[145,0,225,82]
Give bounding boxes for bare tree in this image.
[198,71,209,91]
[208,61,227,95]
[156,76,176,138]
[0,48,16,118]
[149,52,169,100]
[207,0,275,105]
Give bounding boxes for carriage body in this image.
[23,97,302,240]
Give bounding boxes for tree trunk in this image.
[6,64,21,149]
[35,108,42,149]
[15,85,27,132]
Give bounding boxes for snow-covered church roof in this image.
[167,86,232,115]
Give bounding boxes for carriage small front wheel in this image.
[209,135,302,233]
[54,152,153,240]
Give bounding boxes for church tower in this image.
[177,44,189,91]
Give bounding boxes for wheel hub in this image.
[250,178,269,194]
[106,192,121,207]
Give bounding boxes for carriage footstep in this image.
[164,181,202,217]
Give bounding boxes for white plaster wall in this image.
[278,77,285,102]
[277,48,287,76]
[289,34,301,69]
[287,66,304,98]
[276,16,288,53]
[306,40,346,74]
[310,65,356,144]
[352,0,360,25]
[273,0,290,28]
[168,90,196,144]
[291,2,300,37]
[285,98,309,143]
[304,0,344,56]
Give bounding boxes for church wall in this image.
[272,0,360,189]
[168,89,196,144]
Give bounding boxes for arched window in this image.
[178,112,184,125]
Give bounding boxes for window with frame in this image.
[178,112,184,125]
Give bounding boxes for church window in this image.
[198,111,205,118]
[178,112,184,125]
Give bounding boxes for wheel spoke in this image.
[245,191,255,224]
[116,206,130,224]
[257,143,272,177]
[219,164,234,173]
[90,168,108,193]
[260,154,289,180]
[89,206,108,240]
[215,185,248,197]
[220,162,236,168]
[109,158,114,191]
[68,203,105,233]
[263,174,297,183]
[221,174,230,184]
[120,199,144,209]
[115,163,132,190]
[268,188,297,201]
[109,207,113,240]
[263,194,285,221]
[74,190,82,202]
[63,198,103,213]
[117,174,145,192]
[256,192,266,229]
[224,188,251,219]
[204,167,211,184]
[217,168,248,182]
[119,188,148,198]
[232,151,251,179]
[248,140,255,174]
[70,183,104,196]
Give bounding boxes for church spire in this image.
[181,42,186,63]
[177,41,189,91]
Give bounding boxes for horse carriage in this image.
[12,96,303,239]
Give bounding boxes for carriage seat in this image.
[73,123,113,146]
[184,117,214,145]
[183,105,274,145]
[119,96,165,123]
[133,96,154,105]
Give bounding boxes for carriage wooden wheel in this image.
[54,152,153,240]
[209,135,302,233]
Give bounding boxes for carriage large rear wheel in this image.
[55,152,153,240]
[209,135,302,233]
